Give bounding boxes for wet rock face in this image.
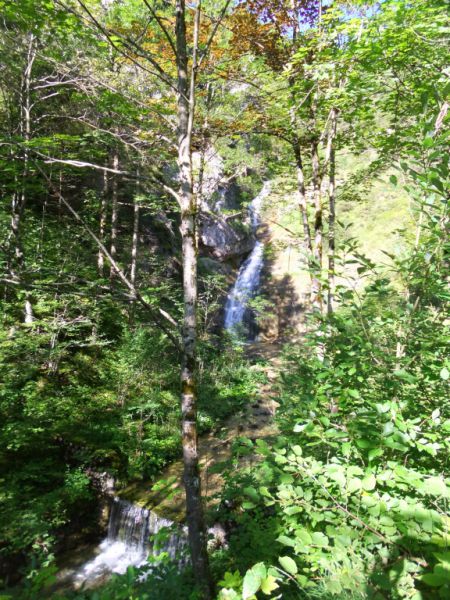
[191,143,254,261]
[200,212,254,261]
[86,469,115,497]
[198,257,232,275]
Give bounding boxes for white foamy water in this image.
[76,539,147,581]
[224,182,271,333]
[74,497,185,586]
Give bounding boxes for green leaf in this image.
[393,369,417,383]
[342,442,352,457]
[435,565,450,579]
[425,477,450,498]
[430,176,444,192]
[219,571,242,589]
[435,552,450,566]
[347,477,362,493]
[284,506,302,515]
[251,563,266,579]
[440,367,449,381]
[368,448,383,461]
[243,486,259,502]
[277,535,296,547]
[422,573,448,587]
[242,565,264,599]
[362,474,376,491]
[356,439,373,449]
[260,575,279,595]
[295,529,313,545]
[279,556,298,575]
[311,532,329,547]
[432,408,441,421]
[383,422,395,437]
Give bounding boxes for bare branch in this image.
[36,165,181,349]
[26,148,181,202]
[55,0,180,95]
[142,0,178,58]
[198,0,232,68]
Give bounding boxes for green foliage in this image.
[0,0,448,597]
[216,117,448,599]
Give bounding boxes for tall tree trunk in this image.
[109,151,119,279]
[288,66,315,304]
[196,81,213,203]
[130,184,139,288]
[310,139,323,312]
[288,0,314,296]
[98,169,108,275]
[327,109,337,315]
[175,1,213,597]
[10,34,36,322]
[292,139,313,255]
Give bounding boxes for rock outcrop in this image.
[199,211,253,261]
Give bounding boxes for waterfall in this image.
[74,497,185,585]
[224,181,271,334]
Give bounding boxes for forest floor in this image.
[121,340,283,522]
[120,183,308,521]
[50,343,284,595]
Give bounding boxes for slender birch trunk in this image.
[196,82,213,203]
[109,151,119,279]
[292,139,313,255]
[130,185,139,288]
[288,0,315,302]
[175,1,213,596]
[310,138,323,312]
[327,109,337,315]
[10,34,36,322]
[98,169,108,275]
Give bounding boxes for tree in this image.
[174,1,213,594]
[223,0,344,311]
[1,0,232,594]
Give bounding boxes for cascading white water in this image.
[74,497,185,585]
[224,242,264,332]
[224,182,271,334]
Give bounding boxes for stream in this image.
[73,498,186,587]
[71,182,271,588]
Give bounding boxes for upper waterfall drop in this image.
[224,181,271,334]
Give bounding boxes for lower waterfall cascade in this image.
[224,181,271,334]
[74,497,186,586]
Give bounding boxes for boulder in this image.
[199,212,254,261]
